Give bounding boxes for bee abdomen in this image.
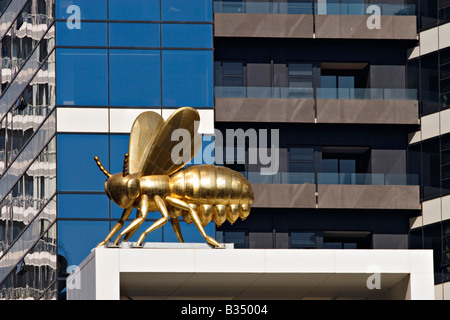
[170,165,254,226]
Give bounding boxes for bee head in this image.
[95,155,140,208]
[105,173,141,208]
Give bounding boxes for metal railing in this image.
[238,171,418,186]
[215,86,418,101]
[213,1,416,16]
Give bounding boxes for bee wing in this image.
[137,107,201,176]
[128,111,165,175]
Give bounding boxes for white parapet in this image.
[66,243,434,300]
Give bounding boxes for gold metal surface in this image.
[94,107,254,248]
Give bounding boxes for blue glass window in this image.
[162,24,213,48]
[56,0,107,20]
[162,50,213,107]
[56,22,107,47]
[57,134,109,192]
[58,220,110,268]
[110,134,130,174]
[58,194,109,219]
[109,23,160,48]
[163,221,215,243]
[109,50,161,106]
[56,49,108,106]
[161,0,212,21]
[109,0,160,21]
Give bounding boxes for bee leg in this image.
[135,195,169,247]
[113,195,149,246]
[170,217,184,243]
[165,197,224,249]
[96,206,133,247]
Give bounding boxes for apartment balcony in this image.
[213,1,417,40]
[214,86,419,125]
[245,172,420,210]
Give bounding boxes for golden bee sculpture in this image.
[94,107,254,248]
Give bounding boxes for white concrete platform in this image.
[66,243,435,300]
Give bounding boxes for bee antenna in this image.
[94,156,111,178]
[122,153,129,177]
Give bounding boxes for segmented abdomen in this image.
[169,164,254,226]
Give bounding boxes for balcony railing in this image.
[238,171,418,186]
[316,88,418,100]
[317,172,419,186]
[215,86,417,101]
[213,1,416,16]
[316,3,415,15]
[214,1,314,14]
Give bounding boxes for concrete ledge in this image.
[215,98,315,123]
[317,185,421,210]
[252,183,316,208]
[214,13,314,38]
[315,15,417,40]
[67,247,434,300]
[316,99,419,125]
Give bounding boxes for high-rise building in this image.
[0,0,447,300]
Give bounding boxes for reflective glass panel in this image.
[56,49,108,106]
[163,220,215,243]
[109,23,160,48]
[162,24,212,48]
[162,50,213,107]
[161,0,212,21]
[56,134,109,191]
[56,0,107,20]
[58,220,109,268]
[58,194,109,219]
[109,50,161,106]
[56,22,107,47]
[109,0,160,21]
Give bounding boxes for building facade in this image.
[0,0,447,300]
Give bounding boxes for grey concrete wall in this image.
[316,99,419,124]
[214,13,314,38]
[315,15,417,40]
[370,149,407,174]
[251,183,420,210]
[370,65,406,89]
[215,97,315,123]
[317,185,421,210]
[252,183,317,208]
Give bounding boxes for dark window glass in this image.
[323,231,371,249]
[287,63,313,98]
[409,228,423,249]
[421,138,441,200]
[290,232,316,248]
[290,147,314,161]
[419,0,438,31]
[420,53,439,115]
[289,147,315,184]
[423,223,442,284]
[222,231,247,248]
[439,0,450,25]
